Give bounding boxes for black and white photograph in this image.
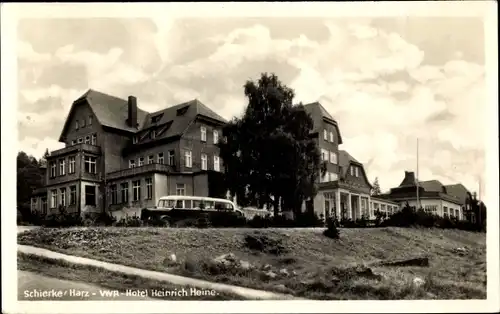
[2,2,499,313]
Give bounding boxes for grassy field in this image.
[18,227,486,300]
[18,252,243,300]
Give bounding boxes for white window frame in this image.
[69,156,75,174]
[176,183,186,196]
[329,131,334,142]
[84,156,97,174]
[132,136,138,144]
[168,150,175,166]
[50,162,56,177]
[330,172,338,181]
[213,130,219,144]
[138,157,144,167]
[200,126,207,142]
[185,150,192,168]
[214,155,220,172]
[59,187,66,206]
[69,186,77,205]
[355,167,359,177]
[75,120,79,130]
[201,153,208,170]
[59,159,65,176]
[91,134,97,145]
[157,153,164,164]
[88,115,92,125]
[350,166,354,176]
[51,190,57,208]
[120,183,129,203]
[323,129,328,140]
[84,136,90,144]
[129,160,136,168]
[148,155,154,164]
[132,180,141,202]
[145,177,153,199]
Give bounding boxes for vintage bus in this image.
[140,195,244,226]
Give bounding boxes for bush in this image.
[114,215,143,227]
[323,216,340,239]
[208,212,247,228]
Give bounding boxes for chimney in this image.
[127,96,138,128]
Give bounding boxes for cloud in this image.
[15,17,486,194]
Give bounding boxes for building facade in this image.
[377,171,472,220]
[30,90,227,219]
[302,103,399,221]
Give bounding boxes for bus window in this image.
[184,200,192,209]
[215,201,233,210]
[175,200,184,209]
[193,200,205,209]
[206,201,215,210]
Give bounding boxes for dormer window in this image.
[151,113,164,123]
[323,129,328,140]
[132,136,138,144]
[176,105,189,116]
[355,167,359,177]
[329,132,334,142]
[350,166,354,176]
[150,130,156,139]
[129,160,136,168]
[213,130,219,144]
[82,119,86,127]
[75,120,79,130]
[88,115,93,125]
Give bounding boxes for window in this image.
[350,166,354,176]
[120,182,129,203]
[132,136,138,144]
[69,186,76,205]
[85,136,90,144]
[176,105,189,116]
[59,187,66,206]
[148,155,154,164]
[443,206,448,217]
[424,205,438,215]
[129,160,136,168]
[50,162,56,178]
[213,130,219,144]
[88,115,92,125]
[329,131,334,143]
[41,198,47,214]
[85,185,96,206]
[50,190,57,208]
[145,177,153,199]
[157,153,164,164]
[75,120,79,130]
[330,172,338,181]
[323,129,328,140]
[31,198,37,211]
[176,183,186,196]
[214,155,220,172]
[185,150,192,168]
[109,184,117,204]
[321,149,329,161]
[201,154,208,170]
[84,156,97,173]
[71,140,76,145]
[150,130,156,139]
[138,157,144,167]
[82,118,86,127]
[329,152,337,164]
[168,150,175,166]
[355,167,359,177]
[151,113,163,123]
[69,156,75,174]
[78,138,83,143]
[59,159,65,175]
[132,180,141,201]
[455,209,460,219]
[91,134,97,145]
[200,126,207,142]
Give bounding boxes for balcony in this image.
[49,143,101,158]
[106,163,175,181]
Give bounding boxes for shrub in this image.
[243,232,288,255]
[323,216,340,239]
[114,215,143,227]
[208,212,247,228]
[248,214,273,228]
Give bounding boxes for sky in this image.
[16,14,488,194]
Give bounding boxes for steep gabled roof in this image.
[303,102,343,144]
[59,89,149,141]
[445,183,471,204]
[59,90,227,142]
[338,150,372,189]
[140,99,227,139]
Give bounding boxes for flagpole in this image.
[416,138,420,210]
